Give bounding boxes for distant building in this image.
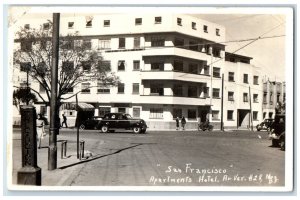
[262,80,286,119]
[12,13,264,130]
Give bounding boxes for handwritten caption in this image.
[149,163,279,185]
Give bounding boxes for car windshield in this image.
[125,114,132,119]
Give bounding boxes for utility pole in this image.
[249,86,253,131]
[220,73,224,131]
[48,13,60,170]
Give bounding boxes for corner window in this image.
[135,18,142,25]
[68,22,74,29]
[213,88,220,98]
[228,91,234,101]
[155,17,162,24]
[213,67,221,78]
[228,72,235,82]
[104,20,110,27]
[177,18,182,26]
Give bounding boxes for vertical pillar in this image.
[17,106,41,185]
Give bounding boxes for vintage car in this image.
[268,114,285,150]
[97,113,147,133]
[256,118,274,131]
[79,116,103,130]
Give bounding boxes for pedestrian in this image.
[36,114,46,149]
[181,116,186,130]
[61,113,68,128]
[175,117,180,130]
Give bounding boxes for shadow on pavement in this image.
[58,143,142,170]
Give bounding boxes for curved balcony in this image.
[141,70,211,83]
[138,95,211,106]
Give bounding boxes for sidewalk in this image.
[12,132,128,186]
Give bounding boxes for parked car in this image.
[79,116,102,130]
[98,113,147,133]
[268,114,285,150]
[256,118,274,131]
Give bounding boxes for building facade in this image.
[12,13,263,130]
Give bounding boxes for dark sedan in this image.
[79,116,102,130]
[256,118,274,131]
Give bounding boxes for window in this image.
[189,41,198,51]
[270,93,273,105]
[172,108,182,119]
[228,72,235,82]
[213,67,221,78]
[99,107,111,117]
[98,60,111,71]
[134,37,140,48]
[24,24,30,29]
[86,18,93,27]
[20,62,31,72]
[104,20,110,27]
[253,76,259,85]
[188,63,198,74]
[213,88,220,98]
[43,23,50,30]
[173,84,183,97]
[82,61,91,72]
[118,83,125,93]
[253,94,258,103]
[98,39,111,49]
[150,108,163,119]
[155,17,162,24]
[188,109,196,120]
[204,65,210,75]
[188,86,197,97]
[212,110,219,120]
[118,60,125,71]
[203,25,208,33]
[150,84,164,96]
[151,62,164,71]
[133,107,141,118]
[228,91,234,101]
[174,60,183,72]
[253,111,258,120]
[132,83,139,94]
[21,41,32,52]
[135,18,142,25]
[174,38,184,48]
[68,22,74,29]
[39,83,46,93]
[97,83,110,93]
[177,18,182,26]
[243,74,249,84]
[118,108,126,113]
[192,22,197,30]
[243,93,248,102]
[133,60,140,71]
[212,48,221,57]
[151,36,165,47]
[119,38,125,49]
[263,92,267,104]
[216,28,220,36]
[83,39,92,50]
[81,83,90,93]
[263,112,266,119]
[227,110,234,120]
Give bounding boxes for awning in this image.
[73,103,95,111]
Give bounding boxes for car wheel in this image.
[133,127,141,134]
[101,125,109,133]
[79,124,85,130]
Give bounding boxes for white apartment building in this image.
[12,13,262,130]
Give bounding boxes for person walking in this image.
[181,116,186,130]
[175,117,180,130]
[36,114,45,149]
[61,114,68,128]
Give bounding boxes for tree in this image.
[13,21,120,110]
[13,88,38,113]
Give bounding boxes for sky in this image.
[9,7,289,82]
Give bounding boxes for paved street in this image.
[11,128,285,187]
